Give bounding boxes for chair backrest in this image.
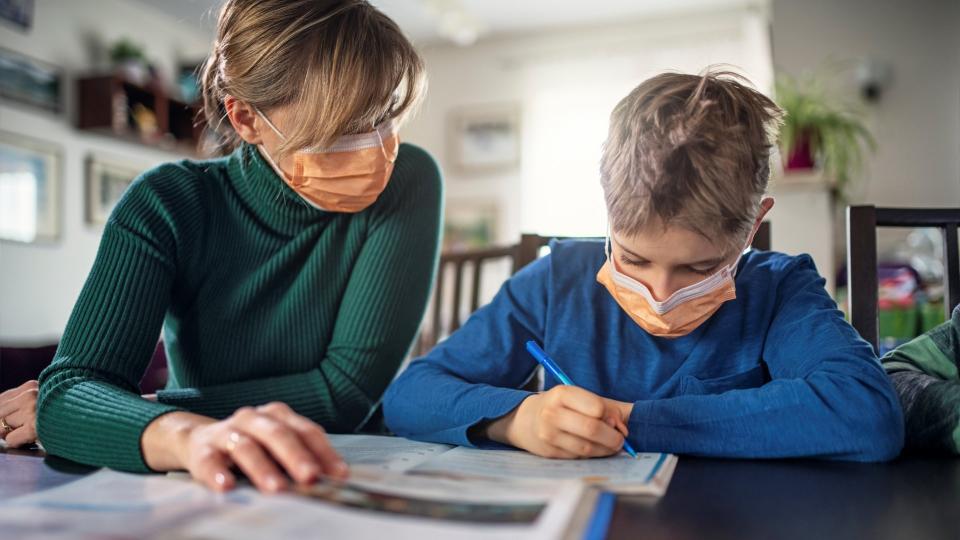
[413,244,520,356]
[846,205,960,353]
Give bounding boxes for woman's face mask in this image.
[255,107,399,213]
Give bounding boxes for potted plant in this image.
[775,72,876,198]
[109,38,149,85]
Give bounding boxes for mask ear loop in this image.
[374,120,397,164]
[254,106,287,141]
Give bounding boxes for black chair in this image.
[846,205,960,352]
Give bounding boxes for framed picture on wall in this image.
[0,0,34,30]
[443,198,501,251]
[0,48,62,113]
[85,155,145,225]
[0,131,61,243]
[448,104,521,174]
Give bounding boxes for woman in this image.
[38,0,441,493]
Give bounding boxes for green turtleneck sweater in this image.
[37,142,442,473]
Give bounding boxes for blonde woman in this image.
[38,0,441,493]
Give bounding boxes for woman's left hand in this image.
[0,380,39,447]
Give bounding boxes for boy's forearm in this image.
[626,378,903,461]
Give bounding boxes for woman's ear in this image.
[224,96,264,145]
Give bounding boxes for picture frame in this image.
[0,131,61,243]
[85,154,144,225]
[0,47,62,114]
[442,199,501,251]
[0,0,33,31]
[448,104,521,174]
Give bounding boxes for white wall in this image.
[0,0,210,342]
[404,2,774,245]
[771,0,960,264]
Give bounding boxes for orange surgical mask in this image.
[256,108,399,213]
[596,237,744,338]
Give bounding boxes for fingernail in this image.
[334,461,348,476]
[215,472,227,486]
[299,463,320,481]
[265,475,283,492]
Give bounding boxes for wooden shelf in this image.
[76,74,203,156]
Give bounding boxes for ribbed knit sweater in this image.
[37,142,442,472]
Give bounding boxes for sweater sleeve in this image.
[37,165,197,472]
[882,306,960,453]
[382,254,551,446]
[155,144,443,432]
[626,255,905,462]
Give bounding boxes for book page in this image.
[410,447,673,493]
[326,434,451,472]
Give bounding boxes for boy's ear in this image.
[746,196,775,247]
[224,95,265,145]
[756,196,775,223]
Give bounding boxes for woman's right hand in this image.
[142,402,348,493]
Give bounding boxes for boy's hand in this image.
[486,386,631,458]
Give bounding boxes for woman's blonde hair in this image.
[199,0,425,157]
[600,70,784,252]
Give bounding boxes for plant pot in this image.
[785,129,816,171]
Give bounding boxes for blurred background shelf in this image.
[75,74,202,156]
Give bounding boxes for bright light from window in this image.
[0,171,38,242]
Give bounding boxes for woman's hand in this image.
[0,380,39,448]
[485,386,633,459]
[141,401,348,493]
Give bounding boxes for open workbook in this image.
[325,434,677,496]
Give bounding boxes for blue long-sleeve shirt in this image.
[383,240,904,462]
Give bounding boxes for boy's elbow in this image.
[847,393,905,462]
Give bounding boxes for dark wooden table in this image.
[610,456,959,540]
[2,446,957,539]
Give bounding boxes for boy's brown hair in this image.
[600,70,784,251]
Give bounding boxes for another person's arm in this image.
[153,146,443,430]
[882,306,960,454]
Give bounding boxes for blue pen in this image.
[525,340,639,459]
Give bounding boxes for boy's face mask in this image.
[255,108,399,213]
[596,234,749,338]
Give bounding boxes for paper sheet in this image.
[411,447,673,493]
[326,434,452,472]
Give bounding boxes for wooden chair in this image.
[846,205,960,352]
[413,244,520,356]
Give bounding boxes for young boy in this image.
[883,305,960,454]
[383,71,903,462]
